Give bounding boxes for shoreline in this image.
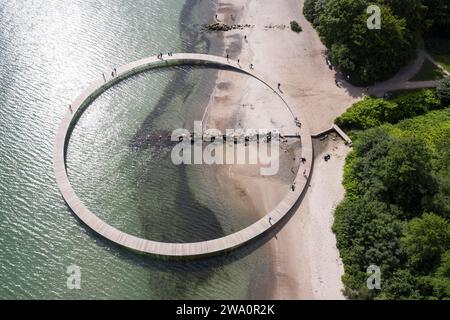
[206,0,362,299]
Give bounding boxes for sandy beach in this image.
[203,0,363,299]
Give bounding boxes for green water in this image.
[0,0,274,299]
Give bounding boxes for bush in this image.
[401,213,450,270]
[349,129,436,216]
[333,111,450,299]
[303,0,329,26]
[335,89,441,130]
[316,1,414,84]
[437,76,450,105]
[376,270,425,300]
[336,97,396,130]
[305,0,450,85]
[290,20,302,33]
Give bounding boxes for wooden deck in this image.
[53,53,313,258]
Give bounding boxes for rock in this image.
[202,22,252,32]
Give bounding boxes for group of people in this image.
[226,53,255,71]
[102,68,118,82]
[157,52,173,59]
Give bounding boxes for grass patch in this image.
[410,58,445,81]
[290,20,302,33]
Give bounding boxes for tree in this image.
[303,0,330,25]
[401,213,450,270]
[316,1,415,84]
[316,0,367,49]
[334,196,404,298]
[380,137,437,215]
[431,250,450,298]
[436,250,450,278]
[422,0,450,37]
[384,0,426,37]
[348,129,437,215]
[377,269,424,299]
[334,109,450,299]
[335,90,441,130]
[437,76,450,105]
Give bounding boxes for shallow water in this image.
[0,0,277,299]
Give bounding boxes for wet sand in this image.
[203,0,361,299]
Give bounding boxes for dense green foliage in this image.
[422,0,450,37]
[335,89,442,130]
[290,20,302,33]
[303,0,450,85]
[334,107,450,299]
[437,76,450,105]
[304,0,329,25]
[401,213,450,270]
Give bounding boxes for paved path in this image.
[53,53,313,258]
[368,49,444,97]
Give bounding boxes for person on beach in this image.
[278,83,281,91]
[102,73,106,82]
[69,104,72,113]
[244,35,247,41]
[111,71,114,77]
[269,217,272,225]
[226,54,229,62]
[249,63,253,69]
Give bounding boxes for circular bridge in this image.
[53,53,312,258]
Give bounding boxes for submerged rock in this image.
[202,23,252,32]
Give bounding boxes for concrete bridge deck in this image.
[53,53,312,258]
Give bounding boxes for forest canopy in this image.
[304,0,450,84]
[334,98,450,299]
